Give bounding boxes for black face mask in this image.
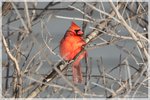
[75,29,83,36]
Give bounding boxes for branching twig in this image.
[2,34,22,97]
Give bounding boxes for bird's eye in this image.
[75,29,80,34]
[74,29,83,36]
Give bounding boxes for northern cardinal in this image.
[59,21,86,83]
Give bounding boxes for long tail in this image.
[72,51,87,84]
[72,61,83,84]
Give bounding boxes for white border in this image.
[1,0,149,99]
[148,1,150,99]
[0,1,2,99]
[1,0,150,2]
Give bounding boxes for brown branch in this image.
[2,2,12,16]
[11,7,74,11]
[2,34,22,97]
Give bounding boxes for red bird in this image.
[59,21,86,83]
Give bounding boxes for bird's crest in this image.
[70,21,80,30]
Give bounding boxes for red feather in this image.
[59,21,87,83]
